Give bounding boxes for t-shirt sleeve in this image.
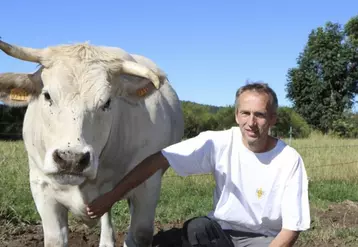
[161,131,216,176]
[281,156,311,231]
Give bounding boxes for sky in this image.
[0,0,357,108]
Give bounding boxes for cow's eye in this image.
[43,92,52,102]
[102,98,111,111]
[43,92,52,105]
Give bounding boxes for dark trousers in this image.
[182,217,274,247]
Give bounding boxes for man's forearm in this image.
[109,151,169,202]
[269,229,299,247]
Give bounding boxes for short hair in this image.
[234,82,278,114]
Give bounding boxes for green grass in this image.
[0,141,39,224]
[1,134,358,245]
[309,180,358,203]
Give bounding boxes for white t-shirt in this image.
[161,127,310,237]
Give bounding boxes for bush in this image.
[331,113,358,138]
[271,107,311,138]
[0,105,26,140]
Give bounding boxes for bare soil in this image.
[1,201,358,247]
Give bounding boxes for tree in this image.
[214,105,236,130]
[345,15,358,47]
[181,101,220,138]
[181,101,236,138]
[286,17,358,133]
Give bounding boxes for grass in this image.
[309,180,358,204]
[1,133,358,245]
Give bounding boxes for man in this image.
[87,82,310,247]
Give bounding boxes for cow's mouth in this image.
[52,173,86,185]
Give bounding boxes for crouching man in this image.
[87,82,310,247]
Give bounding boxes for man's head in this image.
[234,82,278,152]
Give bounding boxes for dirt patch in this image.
[1,201,358,246]
[0,221,183,247]
[295,200,358,247]
[313,200,358,227]
[1,224,125,247]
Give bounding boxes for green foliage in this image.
[345,15,358,47]
[271,107,311,138]
[331,112,358,138]
[0,105,26,140]
[214,106,236,130]
[286,17,358,133]
[181,101,236,138]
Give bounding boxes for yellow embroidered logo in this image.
[256,188,264,199]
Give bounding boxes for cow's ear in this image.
[0,72,42,107]
[114,73,166,103]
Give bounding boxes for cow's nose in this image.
[53,149,91,172]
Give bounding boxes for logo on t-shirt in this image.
[256,188,264,199]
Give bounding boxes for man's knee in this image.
[182,216,234,247]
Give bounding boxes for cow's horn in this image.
[119,60,160,89]
[0,38,43,63]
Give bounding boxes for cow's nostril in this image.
[79,151,90,168]
[53,149,68,170]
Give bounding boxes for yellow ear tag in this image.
[136,87,149,97]
[9,88,30,101]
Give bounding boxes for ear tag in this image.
[9,88,30,101]
[136,87,149,97]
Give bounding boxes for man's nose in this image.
[247,114,256,126]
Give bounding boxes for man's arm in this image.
[269,229,300,247]
[86,130,217,218]
[86,151,169,218]
[274,155,310,246]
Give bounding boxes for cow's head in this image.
[0,39,165,185]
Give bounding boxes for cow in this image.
[0,39,184,247]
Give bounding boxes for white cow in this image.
[0,39,184,247]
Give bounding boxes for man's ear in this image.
[0,70,42,107]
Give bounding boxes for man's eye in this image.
[255,113,266,118]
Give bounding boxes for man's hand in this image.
[86,191,116,219]
[86,151,169,219]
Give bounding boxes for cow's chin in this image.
[52,173,86,185]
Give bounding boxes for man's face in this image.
[235,91,277,147]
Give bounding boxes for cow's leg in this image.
[124,170,162,247]
[30,181,69,247]
[99,211,116,247]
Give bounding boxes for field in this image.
[1,133,358,246]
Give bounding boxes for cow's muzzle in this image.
[53,149,90,173]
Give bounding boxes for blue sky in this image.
[0,0,357,108]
